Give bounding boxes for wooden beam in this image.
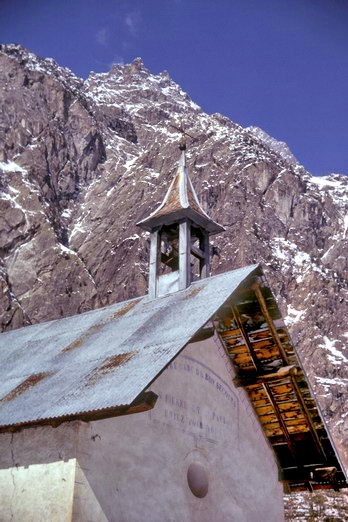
[265,424,309,436]
[231,306,262,372]
[190,327,215,343]
[280,466,336,485]
[234,365,299,387]
[149,229,160,298]
[191,245,205,259]
[313,467,337,481]
[290,375,327,462]
[263,382,298,461]
[252,281,289,365]
[201,231,210,278]
[125,391,158,415]
[160,252,178,270]
[179,220,191,289]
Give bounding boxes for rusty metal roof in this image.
[0,264,259,429]
[137,150,224,234]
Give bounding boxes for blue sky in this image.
[1,0,347,176]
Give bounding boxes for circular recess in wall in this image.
[187,463,209,498]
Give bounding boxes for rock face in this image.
[0,44,347,519]
[246,126,299,166]
[284,490,348,520]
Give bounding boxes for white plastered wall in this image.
[0,334,284,522]
[74,333,284,522]
[0,422,78,522]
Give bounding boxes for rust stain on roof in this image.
[62,337,84,353]
[99,352,137,371]
[1,372,52,402]
[61,323,104,353]
[110,298,142,319]
[62,299,142,353]
[0,265,260,430]
[183,285,204,299]
[85,351,138,388]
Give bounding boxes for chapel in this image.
[0,146,346,521]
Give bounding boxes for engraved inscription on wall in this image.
[149,353,239,445]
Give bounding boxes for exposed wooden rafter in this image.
[263,382,297,460]
[215,277,347,493]
[231,305,262,372]
[290,375,327,462]
[252,280,289,365]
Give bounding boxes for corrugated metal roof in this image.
[0,264,259,428]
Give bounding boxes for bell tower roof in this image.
[136,148,224,235]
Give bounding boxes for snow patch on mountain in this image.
[270,237,328,284]
[246,126,299,166]
[0,161,27,174]
[320,336,348,366]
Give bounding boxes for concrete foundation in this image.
[0,334,284,521]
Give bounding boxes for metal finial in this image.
[170,120,196,151]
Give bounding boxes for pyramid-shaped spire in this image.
[137,149,224,234]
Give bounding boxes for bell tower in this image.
[137,145,224,298]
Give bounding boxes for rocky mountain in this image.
[246,125,299,166]
[0,44,347,519]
